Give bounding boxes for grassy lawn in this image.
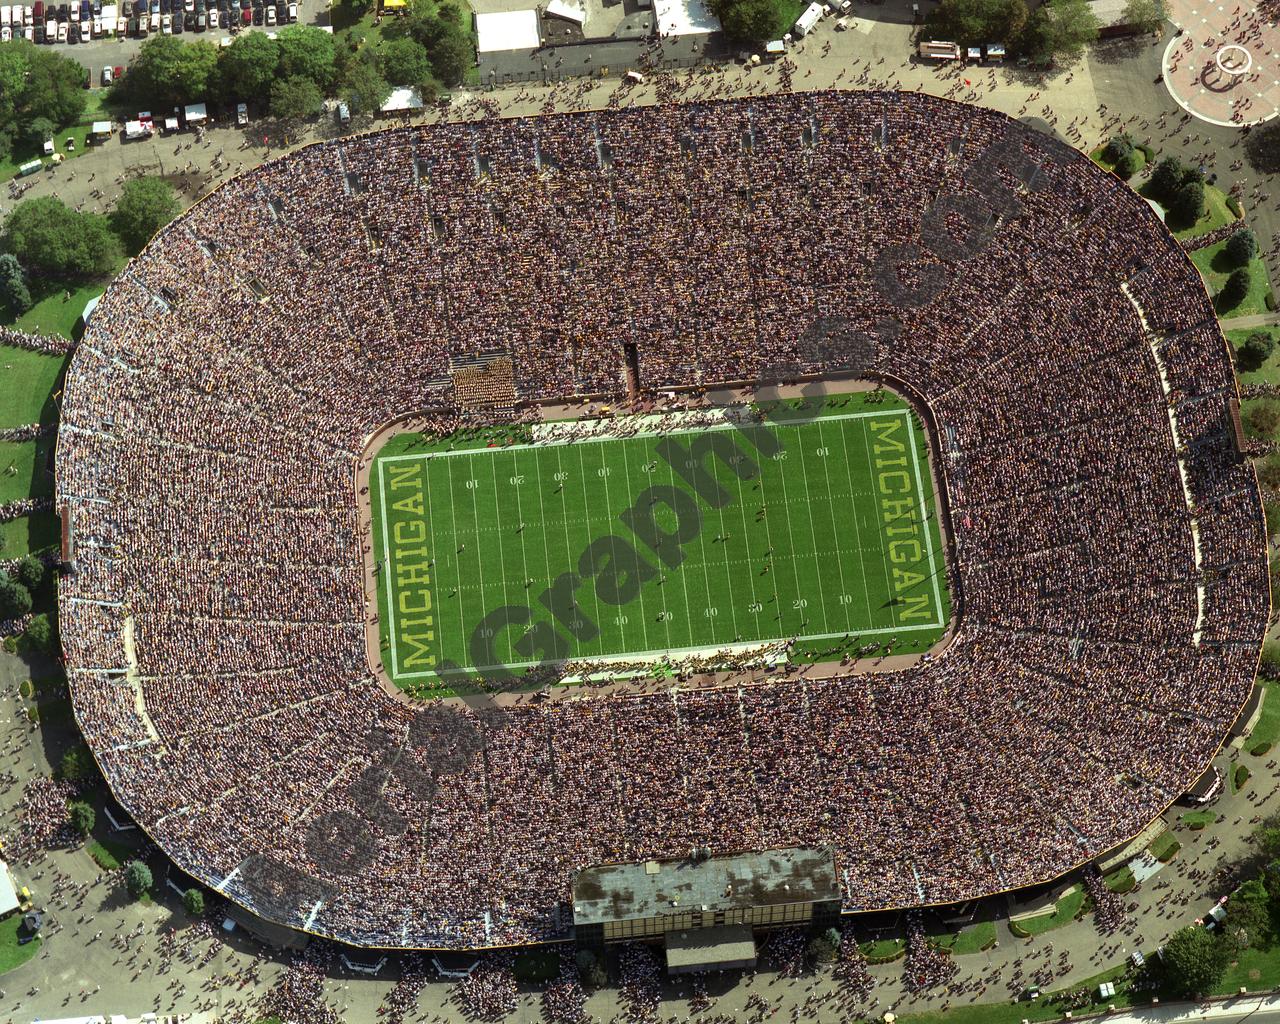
[0,345,68,429]
[1148,830,1181,862]
[1105,866,1136,894]
[86,834,136,871]
[0,509,58,559]
[0,91,110,184]
[1191,242,1273,318]
[1218,942,1280,993]
[0,913,41,975]
[1228,327,1280,388]
[9,279,109,340]
[860,937,906,960]
[0,434,56,505]
[897,964,1131,1024]
[1181,809,1217,829]
[1010,887,1085,937]
[928,920,996,954]
[1249,681,1280,753]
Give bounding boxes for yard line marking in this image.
[469,453,499,658]
[619,440,654,655]
[555,445,576,643]
[596,437,621,657]
[906,413,947,625]
[731,446,763,637]
[575,443,596,658]
[769,441,805,636]
[443,457,468,671]
[794,422,830,629]
[837,416,875,624]
[506,448,531,610]
[531,446,555,618]
[667,451,697,650]
[817,418,854,634]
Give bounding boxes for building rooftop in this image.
[572,847,838,926]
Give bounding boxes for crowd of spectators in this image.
[53,90,1267,950]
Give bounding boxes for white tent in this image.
[184,102,208,124]
[475,8,539,52]
[544,0,585,24]
[380,87,424,113]
[0,860,17,919]
[654,0,720,36]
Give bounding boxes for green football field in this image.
[369,393,951,693]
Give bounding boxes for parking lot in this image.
[1,0,332,82]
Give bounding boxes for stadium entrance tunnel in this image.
[357,380,955,700]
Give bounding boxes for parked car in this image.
[113,63,122,77]
[101,64,112,84]
[55,18,65,37]
[23,4,33,24]
[159,10,168,28]
[263,4,272,22]
[194,11,203,27]
[286,1,294,19]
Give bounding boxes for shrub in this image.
[1220,267,1252,310]
[123,859,152,898]
[1225,229,1258,266]
[1236,763,1252,790]
[1227,195,1244,217]
[1267,291,1277,313]
[1252,741,1273,757]
[1137,142,1155,162]
[68,800,95,838]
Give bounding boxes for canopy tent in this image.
[475,8,539,52]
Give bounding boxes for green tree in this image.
[0,42,86,142]
[1220,267,1252,310]
[1121,0,1167,32]
[1228,878,1271,947]
[110,177,181,256]
[1115,149,1142,179]
[2,197,120,280]
[1266,501,1280,540]
[182,887,205,915]
[338,49,391,116]
[125,36,220,109]
[711,0,784,41]
[21,115,55,151]
[1172,179,1206,225]
[1025,0,1100,65]
[269,76,325,122]
[0,575,32,619]
[1239,331,1276,372]
[275,25,338,91]
[928,0,1029,46]
[124,860,153,898]
[379,37,433,88]
[1225,229,1258,266]
[0,252,31,315]
[58,742,96,782]
[1246,122,1280,175]
[1161,925,1230,996]
[574,948,606,989]
[1103,133,1133,162]
[22,613,55,653]
[398,1,473,86]
[13,555,45,592]
[68,800,95,839]
[1149,155,1184,200]
[1249,400,1280,438]
[216,31,280,104]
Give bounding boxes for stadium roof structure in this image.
[572,848,840,926]
[56,90,1268,950]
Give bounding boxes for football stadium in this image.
[54,89,1268,952]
